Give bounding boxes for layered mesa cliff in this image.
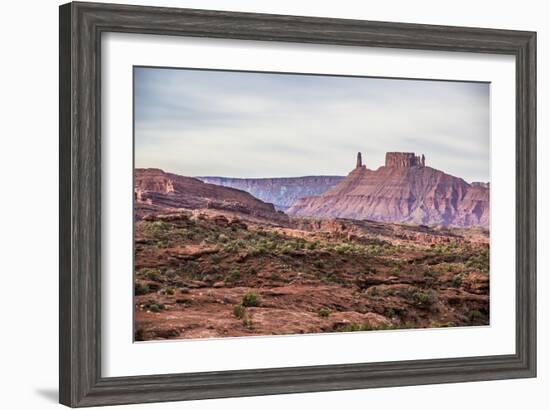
[196,176,344,211]
[287,152,489,227]
[134,168,286,222]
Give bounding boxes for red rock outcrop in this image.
[135,168,287,222]
[287,153,489,227]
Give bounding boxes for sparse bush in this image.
[161,286,175,296]
[318,307,331,318]
[281,244,295,255]
[363,266,377,275]
[414,290,436,306]
[155,240,170,249]
[468,309,485,322]
[465,249,490,273]
[335,244,352,255]
[241,292,261,307]
[344,323,363,332]
[145,301,165,312]
[233,304,245,319]
[134,282,150,295]
[306,241,319,250]
[226,269,241,282]
[369,245,382,256]
[150,220,170,233]
[342,322,394,332]
[183,261,198,279]
[322,273,338,283]
[138,268,161,281]
[451,274,463,288]
[153,221,169,229]
[385,288,396,296]
[223,243,237,253]
[233,304,253,328]
[366,286,380,297]
[233,239,246,249]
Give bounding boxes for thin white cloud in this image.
[135,68,490,182]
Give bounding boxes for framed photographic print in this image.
[59,1,536,407]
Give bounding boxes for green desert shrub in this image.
[363,266,377,275]
[344,323,363,332]
[465,250,490,273]
[269,273,281,281]
[414,290,436,306]
[318,307,331,318]
[150,220,170,233]
[451,274,463,288]
[161,286,175,296]
[468,309,485,322]
[138,268,161,281]
[226,269,241,282]
[241,292,261,307]
[149,303,165,313]
[233,304,245,319]
[134,282,150,295]
[306,241,319,250]
[335,244,353,255]
[142,299,165,312]
[342,322,394,332]
[217,233,229,243]
[384,308,397,319]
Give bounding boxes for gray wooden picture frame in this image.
[59,1,537,407]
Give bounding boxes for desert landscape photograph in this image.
[133,67,490,342]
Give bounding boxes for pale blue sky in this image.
[134,67,490,182]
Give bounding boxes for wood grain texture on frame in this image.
[59,1,536,407]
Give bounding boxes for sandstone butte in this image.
[287,152,490,227]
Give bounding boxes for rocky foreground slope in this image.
[196,175,343,211]
[134,211,489,341]
[287,152,490,227]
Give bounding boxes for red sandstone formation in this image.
[135,168,287,222]
[287,152,489,227]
